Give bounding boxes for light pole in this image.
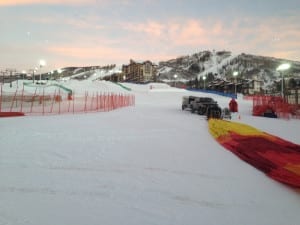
[39,59,46,83]
[57,68,63,81]
[33,67,38,83]
[50,71,54,81]
[173,74,178,87]
[0,70,4,84]
[203,75,206,90]
[21,70,26,80]
[233,71,238,97]
[7,69,16,88]
[276,63,290,99]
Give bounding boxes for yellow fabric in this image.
[208,119,273,141]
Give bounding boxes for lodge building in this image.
[122,59,157,83]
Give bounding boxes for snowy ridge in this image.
[88,67,122,81]
[68,66,122,81]
[157,50,300,91]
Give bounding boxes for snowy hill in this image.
[157,50,300,90]
[40,51,300,93]
[1,80,300,225]
[51,65,119,81]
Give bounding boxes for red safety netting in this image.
[0,86,135,116]
[252,95,298,119]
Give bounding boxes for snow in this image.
[67,67,122,81]
[197,53,237,79]
[158,66,173,74]
[0,81,300,225]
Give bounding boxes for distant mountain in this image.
[51,65,119,81]
[47,50,300,92]
[157,50,300,90]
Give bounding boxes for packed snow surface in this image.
[0,81,300,225]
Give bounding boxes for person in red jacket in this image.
[229,98,238,112]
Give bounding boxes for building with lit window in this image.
[122,59,157,83]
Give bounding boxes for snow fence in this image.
[209,119,300,189]
[249,95,300,119]
[0,85,135,116]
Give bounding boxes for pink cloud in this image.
[122,20,165,39]
[172,19,208,46]
[227,17,300,61]
[2,11,300,71]
[46,44,172,67]
[122,19,210,47]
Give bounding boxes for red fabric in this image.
[229,99,238,112]
[0,112,25,117]
[218,132,300,188]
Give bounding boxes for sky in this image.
[1,0,300,72]
[1,80,300,225]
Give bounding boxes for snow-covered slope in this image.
[65,66,122,81]
[157,50,300,91]
[0,81,300,225]
[197,51,238,79]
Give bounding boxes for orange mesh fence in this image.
[251,95,299,119]
[0,87,135,116]
[209,119,300,189]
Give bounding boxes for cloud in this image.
[48,46,119,60]
[122,21,164,38]
[171,19,208,46]
[224,16,300,60]
[27,14,105,31]
[0,0,106,6]
[47,43,173,66]
[2,8,300,71]
[112,15,300,61]
[122,19,211,47]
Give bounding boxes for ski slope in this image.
[197,53,237,79]
[0,81,300,225]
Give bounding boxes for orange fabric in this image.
[209,119,300,188]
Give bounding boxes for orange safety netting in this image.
[252,95,296,119]
[209,119,300,188]
[0,89,135,116]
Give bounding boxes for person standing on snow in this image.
[229,98,238,112]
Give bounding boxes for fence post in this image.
[30,88,37,113]
[58,88,61,114]
[90,92,94,111]
[0,84,2,112]
[84,91,88,112]
[68,96,71,113]
[50,89,56,113]
[20,84,25,113]
[110,93,113,111]
[10,89,18,112]
[111,93,114,110]
[103,93,106,111]
[104,93,107,111]
[42,87,45,115]
[96,92,99,111]
[100,92,104,111]
[73,91,75,114]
